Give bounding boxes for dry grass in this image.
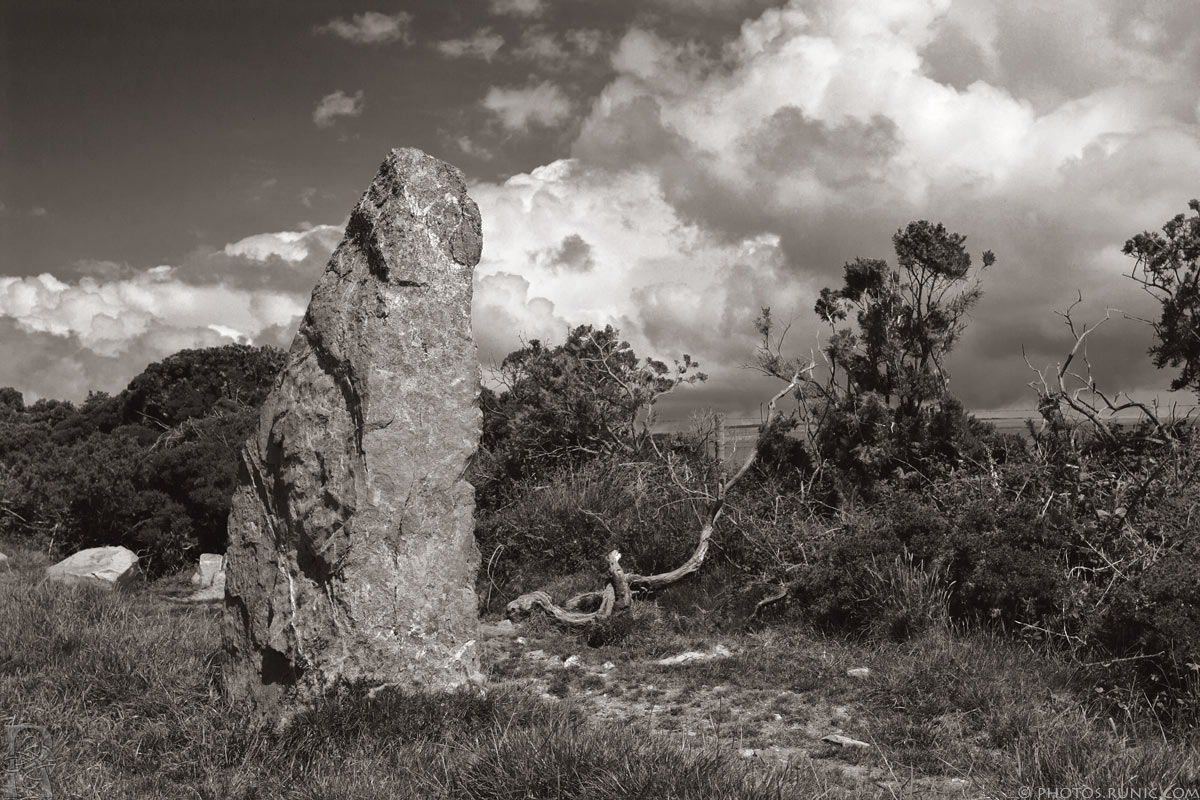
[0,544,817,799]
[3,538,1197,799]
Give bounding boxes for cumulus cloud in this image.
[0,270,305,358]
[488,0,544,18]
[12,0,1199,417]
[470,160,812,406]
[453,0,1200,415]
[436,28,504,61]
[548,0,1200,410]
[482,81,572,131]
[316,10,413,45]
[312,90,365,128]
[0,226,343,401]
[223,225,342,264]
[512,27,606,67]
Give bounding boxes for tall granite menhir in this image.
[223,148,483,721]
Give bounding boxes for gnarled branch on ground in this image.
[506,374,801,628]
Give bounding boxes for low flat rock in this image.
[45,546,139,590]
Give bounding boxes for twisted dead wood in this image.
[506,375,801,627]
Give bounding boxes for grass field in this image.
[2,540,1198,799]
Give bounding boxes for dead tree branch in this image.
[506,372,803,628]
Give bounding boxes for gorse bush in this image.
[475,451,722,613]
[0,344,284,573]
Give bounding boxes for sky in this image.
[2,0,1199,420]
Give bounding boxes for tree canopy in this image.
[1124,199,1200,395]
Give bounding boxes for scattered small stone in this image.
[655,644,733,666]
[821,733,870,749]
[479,619,518,638]
[739,748,756,758]
[563,655,582,669]
[0,552,9,568]
[524,649,548,661]
[773,713,783,721]
[516,636,527,645]
[602,661,616,671]
[831,705,851,721]
[846,667,871,679]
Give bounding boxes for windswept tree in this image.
[814,220,995,415]
[480,324,705,488]
[1124,199,1200,395]
[755,221,996,492]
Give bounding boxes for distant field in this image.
[657,408,1197,463]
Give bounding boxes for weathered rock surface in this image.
[45,546,139,590]
[184,554,226,602]
[191,553,225,587]
[222,148,484,722]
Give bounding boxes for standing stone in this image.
[223,148,483,722]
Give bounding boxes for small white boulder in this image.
[479,619,517,638]
[654,644,733,666]
[45,546,139,590]
[821,733,870,749]
[190,553,225,587]
[846,667,871,679]
[182,553,226,602]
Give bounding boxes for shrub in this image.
[475,453,721,611]
[856,549,952,641]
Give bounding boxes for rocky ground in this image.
[479,615,995,798]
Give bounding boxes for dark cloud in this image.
[533,233,596,274]
[920,19,992,92]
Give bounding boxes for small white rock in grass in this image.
[602,661,616,671]
[0,552,9,568]
[654,644,733,666]
[821,733,870,749]
[563,655,581,669]
[45,546,139,590]
[479,619,517,638]
[846,667,871,679]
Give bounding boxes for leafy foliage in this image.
[814,221,993,413]
[753,221,996,499]
[477,324,704,507]
[1123,199,1200,394]
[0,344,283,572]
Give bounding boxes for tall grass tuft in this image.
[856,549,952,642]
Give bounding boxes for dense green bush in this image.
[0,344,283,572]
[475,451,722,611]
